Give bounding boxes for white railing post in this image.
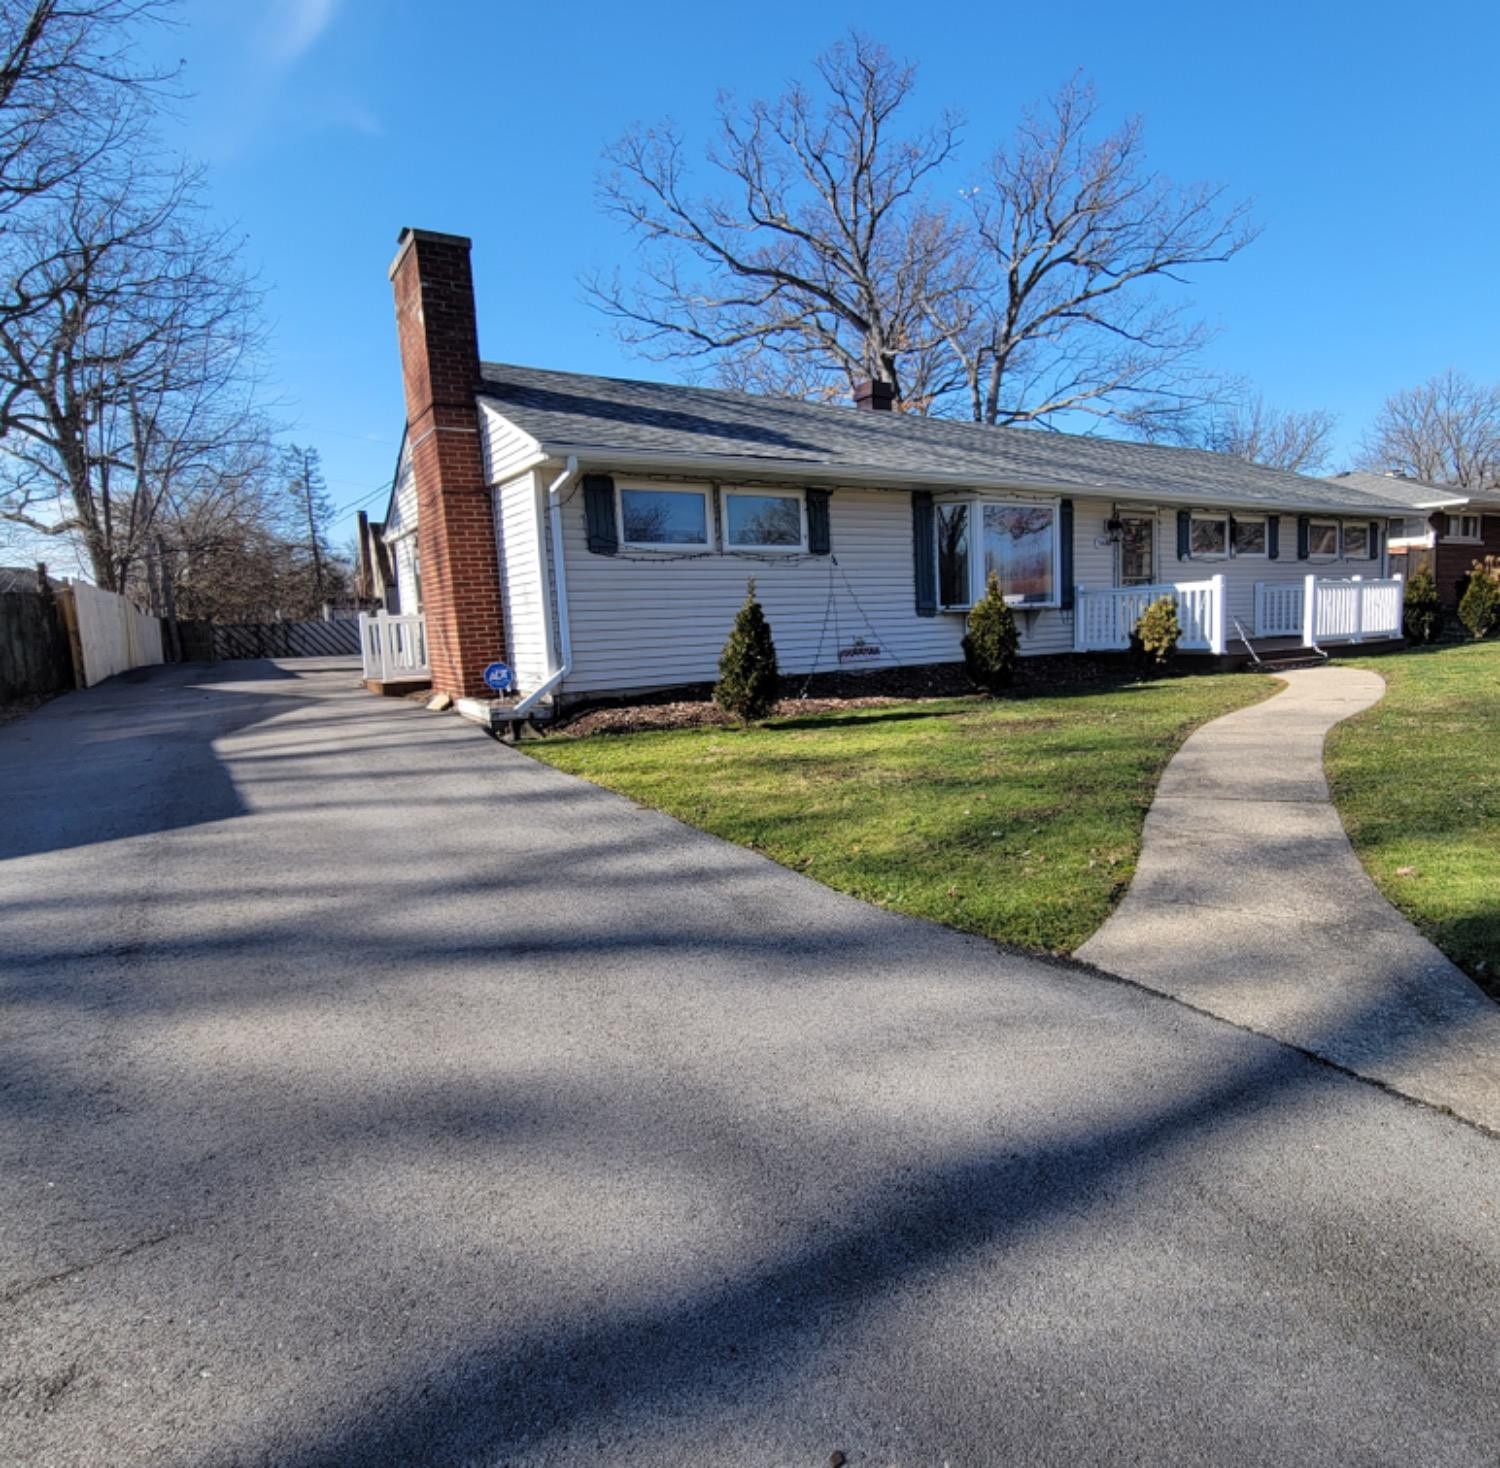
[1209,573,1227,654]
[1351,574,1364,643]
[1303,574,1318,647]
[1073,586,1086,651]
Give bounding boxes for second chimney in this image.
[853,378,895,412]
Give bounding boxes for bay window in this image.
[936,503,972,607]
[937,499,1059,608]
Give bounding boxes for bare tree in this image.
[589,34,969,409]
[934,75,1257,427]
[1359,369,1500,490]
[0,166,268,591]
[1204,397,1336,473]
[591,39,1256,427]
[1131,389,1337,473]
[279,442,334,600]
[0,2,177,317]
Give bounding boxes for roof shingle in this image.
[478,362,1420,514]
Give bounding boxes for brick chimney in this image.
[389,227,504,698]
[853,378,895,411]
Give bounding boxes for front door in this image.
[1118,515,1155,586]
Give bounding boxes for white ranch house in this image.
[369,229,1417,712]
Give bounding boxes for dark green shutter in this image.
[1296,515,1310,560]
[806,488,832,555]
[1228,515,1238,557]
[1267,515,1280,560]
[1177,509,1191,560]
[583,474,617,554]
[1368,521,1380,560]
[1059,498,1075,608]
[912,491,937,616]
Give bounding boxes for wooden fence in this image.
[212,620,361,660]
[63,579,165,687]
[0,589,74,699]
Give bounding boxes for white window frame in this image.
[1189,510,1230,560]
[1445,513,1482,543]
[1230,513,1267,559]
[1340,521,1370,559]
[616,482,713,551]
[1306,519,1340,560]
[1388,515,1432,549]
[935,500,974,610]
[1114,509,1158,587]
[936,496,1062,610]
[721,485,807,553]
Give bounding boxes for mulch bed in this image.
[558,694,917,738]
[547,654,1145,737]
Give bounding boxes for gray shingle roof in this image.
[1324,470,1481,509]
[478,362,1418,514]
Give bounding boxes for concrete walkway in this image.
[1079,665,1500,1131]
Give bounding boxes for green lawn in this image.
[1327,641,1500,995]
[527,672,1272,956]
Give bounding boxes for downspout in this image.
[508,455,578,718]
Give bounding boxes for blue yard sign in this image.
[482,661,513,693]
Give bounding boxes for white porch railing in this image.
[1253,582,1304,638]
[1305,574,1403,645]
[359,611,429,681]
[1074,576,1225,654]
[1252,575,1404,644]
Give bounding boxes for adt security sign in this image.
[482,661,514,693]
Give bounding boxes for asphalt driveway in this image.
[2,659,1497,1467]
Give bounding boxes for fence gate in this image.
[211,620,361,660]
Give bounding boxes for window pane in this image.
[1309,522,1338,556]
[1120,516,1154,585]
[937,503,970,605]
[982,504,1055,604]
[1191,516,1227,556]
[1232,519,1265,555]
[620,489,707,545]
[726,493,801,546]
[1342,524,1368,557]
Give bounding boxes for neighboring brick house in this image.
[380,227,1422,709]
[1327,471,1500,608]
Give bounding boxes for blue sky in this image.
[148,0,1500,550]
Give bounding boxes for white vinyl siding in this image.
[1170,512,1385,633]
[493,470,553,693]
[393,540,420,614]
[478,402,545,485]
[383,442,421,612]
[555,486,1117,696]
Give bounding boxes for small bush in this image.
[1458,556,1500,640]
[714,578,781,722]
[1131,595,1183,668]
[962,571,1020,693]
[1403,566,1444,643]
